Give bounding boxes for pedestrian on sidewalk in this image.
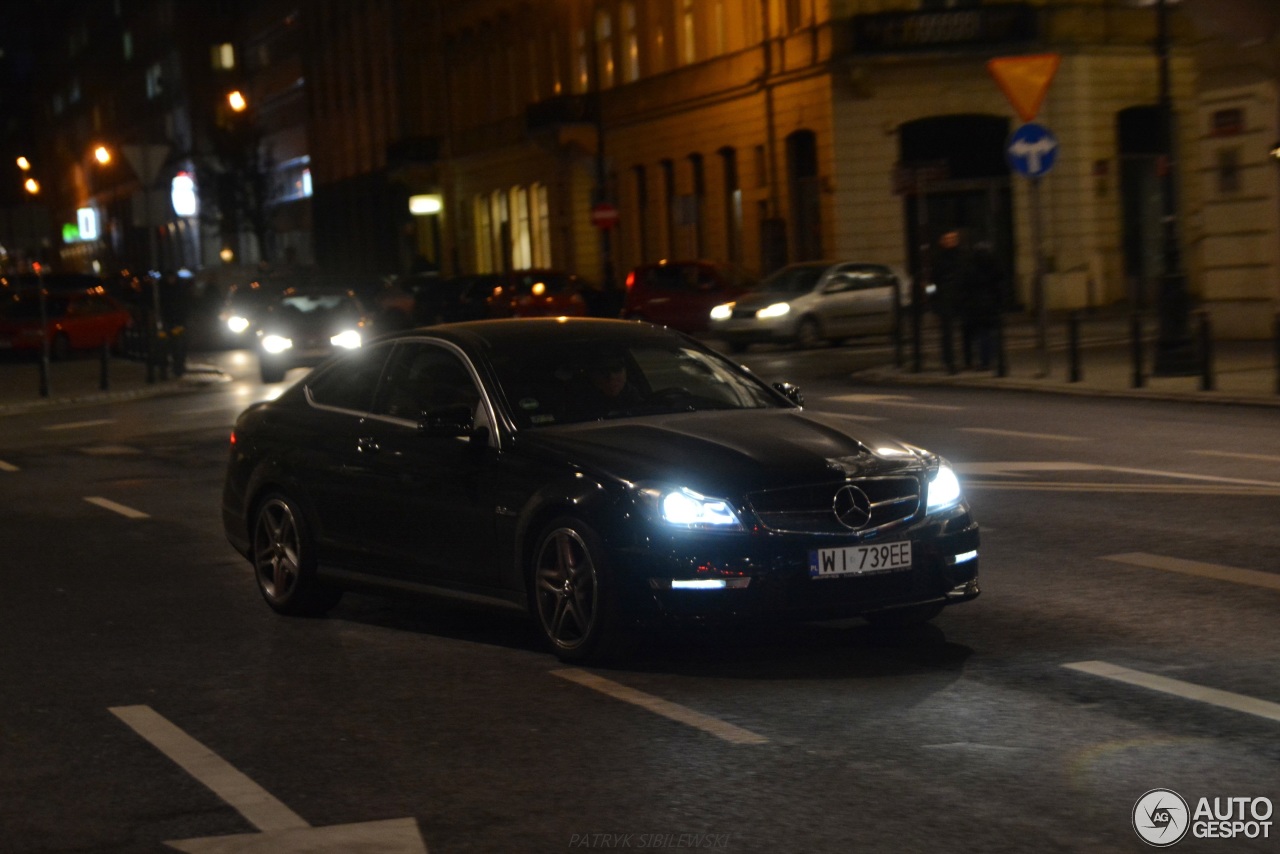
[960,241,1005,371]
[931,228,966,374]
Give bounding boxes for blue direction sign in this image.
[1006,122,1059,178]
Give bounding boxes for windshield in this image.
[487,332,787,428]
[1,293,71,320]
[759,265,825,295]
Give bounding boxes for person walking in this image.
[960,242,1005,371]
[931,229,966,374]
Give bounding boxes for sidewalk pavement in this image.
[854,308,1280,408]
[0,310,1276,415]
[0,352,231,416]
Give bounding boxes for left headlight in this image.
[926,464,962,512]
[330,329,362,349]
[709,303,733,321]
[756,302,791,319]
[261,334,293,354]
[645,487,744,531]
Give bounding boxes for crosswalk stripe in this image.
[1102,552,1280,592]
[1065,662,1280,724]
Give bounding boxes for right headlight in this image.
[642,486,744,531]
[261,334,293,354]
[709,303,733,321]
[926,464,962,512]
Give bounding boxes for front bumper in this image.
[612,504,979,624]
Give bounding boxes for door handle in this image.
[356,436,380,454]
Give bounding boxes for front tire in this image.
[794,317,822,349]
[530,517,620,663]
[251,493,342,616]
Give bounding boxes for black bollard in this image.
[1130,312,1145,389]
[995,313,1007,378]
[1198,311,1214,392]
[1067,311,1082,383]
[100,338,110,391]
[1274,313,1280,395]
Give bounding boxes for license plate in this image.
[809,541,912,578]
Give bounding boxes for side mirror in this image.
[772,382,804,407]
[418,404,474,437]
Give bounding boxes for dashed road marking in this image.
[960,427,1088,442]
[1065,661,1280,724]
[1191,450,1280,464]
[43,419,115,431]
[1103,552,1280,592]
[553,669,768,745]
[0,459,18,472]
[828,393,962,412]
[84,496,150,519]
[81,445,143,456]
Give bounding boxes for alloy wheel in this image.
[533,527,599,651]
[254,497,302,604]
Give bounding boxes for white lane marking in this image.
[552,669,768,745]
[110,705,309,832]
[1103,552,1280,592]
[956,461,1280,488]
[81,445,143,456]
[112,706,430,852]
[43,419,115,431]
[84,496,151,519]
[965,482,1280,496]
[0,459,18,472]
[954,462,1100,478]
[1065,662,1280,724]
[839,414,888,422]
[1192,450,1280,464]
[828,393,962,412]
[960,427,1088,443]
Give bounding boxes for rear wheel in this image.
[251,493,342,616]
[530,517,621,663]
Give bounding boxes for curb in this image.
[0,366,230,417]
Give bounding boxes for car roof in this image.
[373,317,682,350]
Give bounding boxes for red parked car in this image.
[0,287,134,359]
[622,260,754,333]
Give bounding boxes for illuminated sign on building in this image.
[76,207,99,241]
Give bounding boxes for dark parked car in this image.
[222,318,979,662]
[622,260,754,333]
[485,269,588,318]
[407,273,494,325]
[255,287,371,383]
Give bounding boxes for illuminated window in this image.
[550,31,563,95]
[595,10,614,89]
[713,1,726,54]
[211,43,235,70]
[146,64,163,99]
[575,28,589,94]
[680,0,696,65]
[510,187,531,269]
[474,196,493,273]
[490,190,509,271]
[622,3,639,82]
[122,30,133,60]
[532,183,552,268]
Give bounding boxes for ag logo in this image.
[1134,789,1190,846]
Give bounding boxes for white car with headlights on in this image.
[255,288,370,383]
[709,261,904,351]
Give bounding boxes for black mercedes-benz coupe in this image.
[222,317,979,661]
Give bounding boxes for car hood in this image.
[518,409,929,496]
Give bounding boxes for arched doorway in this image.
[898,114,1015,306]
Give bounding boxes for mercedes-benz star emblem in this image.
[833,485,873,530]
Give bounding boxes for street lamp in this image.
[23,177,40,195]
[94,145,112,165]
[228,90,248,113]
[16,156,31,172]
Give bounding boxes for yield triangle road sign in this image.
[987,53,1061,123]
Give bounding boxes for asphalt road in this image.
[1,343,1278,853]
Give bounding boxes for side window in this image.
[374,342,481,421]
[305,344,391,412]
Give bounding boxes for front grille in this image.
[731,307,758,319]
[747,477,922,536]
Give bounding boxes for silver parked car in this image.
[708,261,904,351]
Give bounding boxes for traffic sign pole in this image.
[1030,176,1048,378]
